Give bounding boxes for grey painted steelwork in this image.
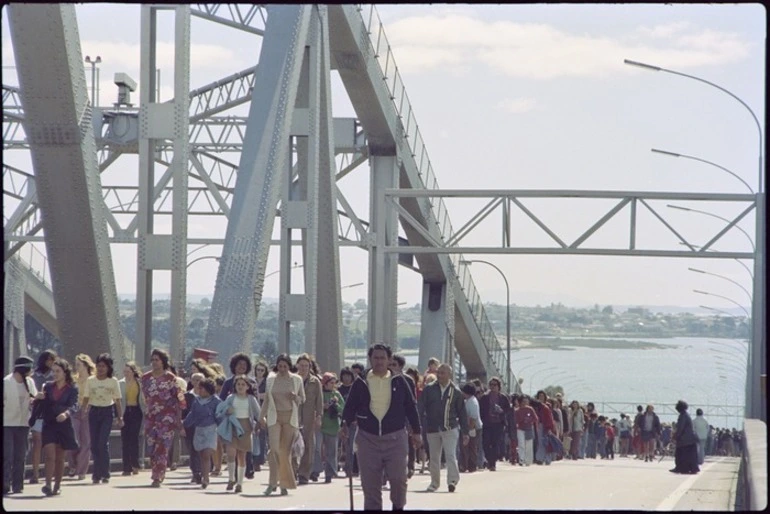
[205,5,312,360]
[3,258,27,373]
[135,6,191,367]
[7,4,126,370]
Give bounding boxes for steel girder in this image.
[190,4,267,36]
[383,189,756,259]
[204,5,313,360]
[7,4,126,370]
[135,5,191,366]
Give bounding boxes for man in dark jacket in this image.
[341,343,422,511]
[478,377,510,471]
[417,363,469,493]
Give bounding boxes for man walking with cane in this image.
[341,343,422,511]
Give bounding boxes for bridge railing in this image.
[15,242,50,287]
[358,4,508,388]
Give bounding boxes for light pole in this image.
[708,339,749,360]
[528,367,558,395]
[84,55,102,106]
[693,289,750,318]
[689,268,752,305]
[625,57,765,422]
[668,205,755,251]
[652,148,754,193]
[460,259,511,393]
[186,255,220,268]
[679,242,753,280]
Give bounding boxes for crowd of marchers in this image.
[4,346,743,509]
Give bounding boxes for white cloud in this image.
[383,14,752,79]
[78,39,248,71]
[636,21,692,39]
[497,97,537,114]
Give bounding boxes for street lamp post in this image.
[668,205,755,251]
[528,367,558,395]
[652,149,754,193]
[625,57,765,422]
[84,55,102,106]
[460,259,511,393]
[689,267,752,304]
[693,289,751,318]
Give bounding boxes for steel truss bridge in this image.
[3,5,764,410]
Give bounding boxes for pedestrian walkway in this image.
[2,455,739,511]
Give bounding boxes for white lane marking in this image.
[655,457,725,511]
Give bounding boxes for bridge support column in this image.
[135,5,190,367]
[368,154,399,347]
[206,6,312,361]
[278,6,343,372]
[8,4,125,371]
[418,282,453,372]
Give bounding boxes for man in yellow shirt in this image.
[341,343,422,510]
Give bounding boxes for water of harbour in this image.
[400,337,747,430]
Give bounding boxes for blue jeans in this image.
[579,430,588,458]
[535,424,552,464]
[89,406,114,481]
[597,436,607,458]
[586,433,597,458]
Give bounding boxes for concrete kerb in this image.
[742,418,767,511]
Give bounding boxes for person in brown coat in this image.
[295,353,323,484]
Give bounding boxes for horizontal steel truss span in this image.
[384,189,756,259]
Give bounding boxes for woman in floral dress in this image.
[141,349,183,487]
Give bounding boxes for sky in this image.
[2,3,765,314]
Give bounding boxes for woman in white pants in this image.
[515,396,538,466]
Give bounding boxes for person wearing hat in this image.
[320,372,345,483]
[4,356,42,495]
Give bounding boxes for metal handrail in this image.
[357,5,508,387]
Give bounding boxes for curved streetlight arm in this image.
[652,149,754,194]
[528,367,558,394]
[709,346,747,362]
[716,362,748,378]
[186,255,220,268]
[460,259,511,393]
[669,205,755,251]
[708,339,749,358]
[516,361,550,376]
[626,59,763,193]
[689,267,753,304]
[693,289,751,318]
[680,242,754,279]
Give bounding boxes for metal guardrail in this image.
[357,5,508,387]
[15,243,50,287]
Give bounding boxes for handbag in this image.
[292,429,305,460]
[28,400,44,427]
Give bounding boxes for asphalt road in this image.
[2,454,739,511]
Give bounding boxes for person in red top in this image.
[605,421,615,460]
[514,395,538,466]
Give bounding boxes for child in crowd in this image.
[596,416,607,459]
[605,420,615,460]
[320,373,345,483]
[183,378,222,489]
